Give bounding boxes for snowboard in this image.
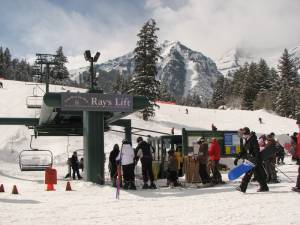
[228,161,255,181]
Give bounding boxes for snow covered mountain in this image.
[70,41,222,102]
[217,48,254,77]
[217,44,300,76]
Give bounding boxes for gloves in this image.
[234,158,239,166]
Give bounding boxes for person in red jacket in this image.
[292,116,300,192]
[208,138,223,184]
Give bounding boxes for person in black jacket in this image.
[135,136,157,189]
[235,127,269,192]
[109,144,120,187]
[71,151,82,180]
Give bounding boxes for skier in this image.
[109,144,120,187]
[116,140,136,190]
[292,116,300,192]
[211,124,217,131]
[197,137,211,185]
[135,136,157,189]
[289,134,298,161]
[185,108,189,114]
[264,135,279,183]
[259,117,263,124]
[71,151,82,180]
[235,127,269,192]
[0,81,3,88]
[208,138,223,184]
[171,127,174,135]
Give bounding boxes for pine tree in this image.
[51,46,69,83]
[275,79,294,117]
[256,59,270,91]
[276,49,299,117]
[130,19,161,120]
[242,62,258,110]
[278,49,298,87]
[0,47,4,77]
[211,76,225,108]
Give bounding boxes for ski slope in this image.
[0,80,299,225]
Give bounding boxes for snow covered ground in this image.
[0,80,299,225]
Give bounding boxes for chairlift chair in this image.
[26,95,43,108]
[19,149,53,171]
[18,136,53,171]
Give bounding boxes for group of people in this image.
[109,137,157,190]
[65,151,83,180]
[106,116,300,193]
[235,118,300,193]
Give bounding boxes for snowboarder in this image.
[292,116,300,192]
[208,138,223,184]
[235,127,269,192]
[116,140,136,190]
[71,151,82,180]
[109,144,120,187]
[135,136,157,189]
[197,137,211,184]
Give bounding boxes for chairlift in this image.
[26,95,43,108]
[19,136,53,171]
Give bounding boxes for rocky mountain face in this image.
[70,41,223,102]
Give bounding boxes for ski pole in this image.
[275,165,295,183]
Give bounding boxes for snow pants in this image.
[240,164,268,192]
[141,159,154,183]
[122,163,135,185]
[198,163,211,184]
[211,160,222,184]
[296,165,300,188]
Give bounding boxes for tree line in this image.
[0,45,72,85]
[211,49,300,119]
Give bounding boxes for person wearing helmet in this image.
[136,136,157,189]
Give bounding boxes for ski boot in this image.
[149,182,157,189]
[236,186,246,193]
[142,183,149,189]
[129,182,137,190]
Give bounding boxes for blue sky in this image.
[0,0,299,69]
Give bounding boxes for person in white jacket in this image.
[116,140,136,190]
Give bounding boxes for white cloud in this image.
[149,0,300,61]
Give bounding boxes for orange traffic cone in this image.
[11,185,19,194]
[66,181,72,191]
[46,183,55,191]
[0,184,5,192]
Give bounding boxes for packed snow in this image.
[0,80,299,225]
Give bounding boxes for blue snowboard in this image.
[228,161,255,181]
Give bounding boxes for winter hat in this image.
[259,134,266,141]
[136,137,143,143]
[242,127,250,135]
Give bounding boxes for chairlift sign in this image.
[61,93,133,112]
